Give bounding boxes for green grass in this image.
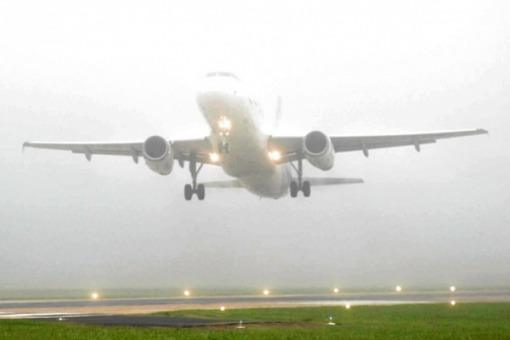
[2,303,510,339]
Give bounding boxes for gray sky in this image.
[1,0,509,290]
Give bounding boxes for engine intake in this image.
[303,131,334,170]
[143,136,174,175]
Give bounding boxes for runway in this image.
[1,290,509,319]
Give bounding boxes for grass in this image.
[1,303,510,339]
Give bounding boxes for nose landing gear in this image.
[184,159,205,200]
[217,116,232,154]
[289,158,311,198]
[219,139,230,154]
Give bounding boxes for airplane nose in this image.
[196,91,220,111]
[197,72,240,103]
[196,73,244,117]
[196,91,229,116]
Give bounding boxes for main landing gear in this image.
[289,158,311,198]
[184,159,205,200]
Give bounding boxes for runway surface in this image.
[1,290,509,320]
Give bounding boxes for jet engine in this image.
[143,135,174,175]
[303,130,335,170]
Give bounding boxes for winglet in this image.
[22,142,29,153]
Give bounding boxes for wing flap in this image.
[23,138,216,164]
[331,128,487,152]
[23,141,143,162]
[269,128,488,162]
[23,141,143,154]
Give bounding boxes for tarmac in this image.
[1,290,509,327]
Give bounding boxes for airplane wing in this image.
[23,138,216,165]
[268,128,488,163]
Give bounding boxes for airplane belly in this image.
[239,165,291,198]
[217,130,269,178]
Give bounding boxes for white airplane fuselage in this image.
[197,89,291,199]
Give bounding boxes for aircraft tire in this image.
[184,184,193,200]
[290,180,298,198]
[197,184,205,200]
[302,181,311,197]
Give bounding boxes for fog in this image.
[1,0,509,291]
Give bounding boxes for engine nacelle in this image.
[303,130,335,171]
[143,136,174,175]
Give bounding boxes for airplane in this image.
[23,72,488,200]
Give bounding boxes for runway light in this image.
[345,303,351,310]
[395,285,402,292]
[263,289,270,296]
[268,150,282,162]
[327,315,336,326]
[450,286,456,292]
[220,306,226,312]
[183,289,191,297]
[450,300,456,306]
[90,292,99,300]
[333,288,340,294]
[209,152,220,163]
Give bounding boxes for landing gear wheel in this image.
[289,159,313,198]
[196,184,205,200]
[290,181,299,198]
[302,181,311,197]
[185,158,205,200]
[184,184,193,201]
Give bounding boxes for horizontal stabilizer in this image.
[204,178,363,188]
[303,177,364,186]
[203,180,243,188]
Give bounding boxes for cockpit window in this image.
[205,72,240,81]
[199,72,243,95]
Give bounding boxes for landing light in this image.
[90,292,99,300]
[333,288,339,294]
[268,150,282,162]
[450,286,456,292]
[345,303,351,310]
[183,289,191,297]
[450,300,456,306]
[220,306,226,312]
[218,116,232,131]
[395,285,402,292]
[209,152,220,163]
[263,289,270,296]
